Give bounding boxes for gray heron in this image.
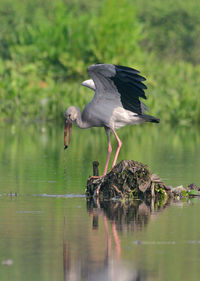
[64,64,159,176]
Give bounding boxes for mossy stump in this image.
[86,160,172,200]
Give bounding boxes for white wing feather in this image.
[81,79,95,91]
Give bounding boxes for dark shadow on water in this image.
[87,198,172,233]
[62,198,172,281]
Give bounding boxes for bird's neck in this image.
[75,109,91,129]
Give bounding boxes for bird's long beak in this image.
[64,119,72,150]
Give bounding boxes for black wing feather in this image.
[115,65,141,74]
[119,72,146,82]
[110,65,147,114]
[113,80,142,113]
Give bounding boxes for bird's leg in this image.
[103,215,111,258]
[111,129,122,169]
[103,129,112,176]
[112,222,121,259]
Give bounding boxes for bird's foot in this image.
[88,175,103,181]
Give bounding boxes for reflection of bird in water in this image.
[62,199,171,281]
[64,64,159,176]
[86,199,148,281]
[88,198,121,260]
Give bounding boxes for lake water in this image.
[0,123,200,281]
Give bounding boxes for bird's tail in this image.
[141,114,160,123]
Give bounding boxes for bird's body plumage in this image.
[82,100,144,130]
[65,64,160,176]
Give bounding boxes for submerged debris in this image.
[173,184,200,198]
[86,160,200,200]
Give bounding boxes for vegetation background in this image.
[0,0,200,125]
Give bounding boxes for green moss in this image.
[181,190,189,197]
[188,190,199,196]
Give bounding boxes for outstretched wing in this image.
[87,64,147,114]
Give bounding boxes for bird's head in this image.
[64,106,79,150]
[65,106,79,122]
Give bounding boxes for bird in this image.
[64,64,160,176]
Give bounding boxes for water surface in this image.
[0,123,200,281]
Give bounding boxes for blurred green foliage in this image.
[0,0,200,124]
[136,0,200,63]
